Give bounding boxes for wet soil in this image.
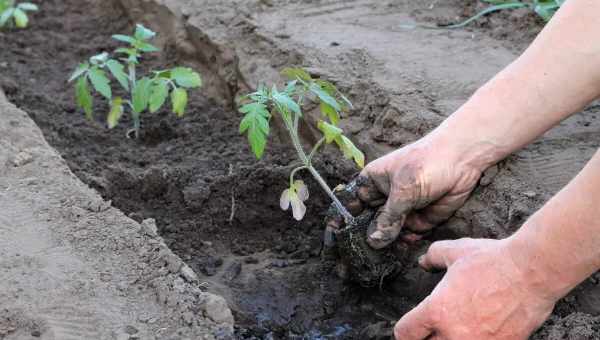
[2,0,600,339]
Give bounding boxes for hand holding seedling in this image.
[69,24,202,138]
[0,0,37,29]
[238,68,364,222]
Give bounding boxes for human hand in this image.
[394,238,557,340]
[328,135,485,249]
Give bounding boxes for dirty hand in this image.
[331,135,486,249]
[394,238,556,340]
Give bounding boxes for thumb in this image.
[418,238,496,272]
[367,198,408,249]
[394,298,434,340]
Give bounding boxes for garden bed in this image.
[2,0,600,339]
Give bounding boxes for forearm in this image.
[431,0,600,171]
[508,148,600,300]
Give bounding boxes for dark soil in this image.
[0,0,427,338]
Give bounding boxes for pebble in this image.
[180,265,198,282]
[11,151,33,167]
[141,218,158,237]
[522,191,537,198]
[124,325,139,335]
[202,293,234,325]
[222,262,242,282]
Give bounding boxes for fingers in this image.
[394,299,434,340]
[418,238,496,272]
[367,203,407,249]
[404,187,472,233]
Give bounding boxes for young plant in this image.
[0,0,38,29]
[238,68,364,222]
[69,24,202,138]
[445,0,563,28]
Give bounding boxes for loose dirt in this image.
[2,0,600,339]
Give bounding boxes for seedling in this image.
[444,0,563,28]
[238,68,364,222]
[69,24,202,138]
[0,0,38,29]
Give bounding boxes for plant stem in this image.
[284,116,353,224]
[308,137,325,163]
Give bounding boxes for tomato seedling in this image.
[0,0,37,29]
[69,24,202,138]
[238,68,364,222]
[445,0,563,28]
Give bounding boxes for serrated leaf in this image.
[317,120,342,144]
[107,97,124,129]
[149,79,168,113]
[284,80,297,95]
[171,67,202,88]
[0,8,14,27]
[272,91,301,115]
[106,59,129,91]
[238,102,270,159]
[112,34,136,44]
[310,83,341,112]
[171,87,188,117]
[88,67,112,99]
[320,101,340,125]
[134,23,156,41]
[75,76,93,120]
[68,63,89,83]
[335,135,365,169]
[132,77,151,113]
[13,8,27,28]
[17,3,38,11]
[281,67,312,81]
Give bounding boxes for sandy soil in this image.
[1,0,600,339]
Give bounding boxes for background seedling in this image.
[445,0,563,28]
[69,24,202,138]
[238,68,364,222]
[0,0,38,29]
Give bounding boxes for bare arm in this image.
[433,0,600,172]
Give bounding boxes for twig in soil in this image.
[228,164,235,224]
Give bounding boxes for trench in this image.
[0,0,436,338]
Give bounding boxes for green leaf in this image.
[88,67,112,100]
[132,77,152,113]
[320,102,340,125]
[68,63,89,83]
[317,120,342,144]
[106,59,129,91]
[13,8,27,28]
[171,67,202,88]
[281,67,312,81]
[134,41,160,52]
[75,76,93,120]
[112,34,136,44]
[90,52,109,65]
[239,102,270,159]
[0,8,14,28]
[310,83,341,112]
[148,79,168,113]
[335,135,365,168]
[134,23,156,41]
[171,87,188,117]
[272,90,301,115]
[107,97,124,129]
[17,3,38,11]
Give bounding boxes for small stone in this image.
[182,311,194,325]
[124,325,139,335]
[137,314,151,323]
[141,218,158,237]
[202,293,234,325]
[165,253,183,273]
[244,256,259,264]
[180,265,198,282]
[11,151,33,167]
[0,62,7,68]
[522,191,537,198]
[222,262,242,282]
[31,330,41,337]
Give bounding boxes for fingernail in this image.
[418,255,425,267]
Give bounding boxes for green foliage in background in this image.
[238,68,363,221]
[446,0,564,28]
[69,24,202,138]
[0,0,38,29]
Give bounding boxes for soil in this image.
[2,0,600,339]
